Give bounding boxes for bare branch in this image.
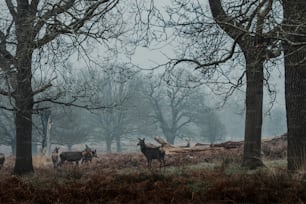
[173,33,242,70]
[5,0,17,21]
[33,0,119,49]
[208,0,244,39]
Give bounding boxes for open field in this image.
[0,147,305,204]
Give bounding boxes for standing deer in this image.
[137,138,165,169]
[51,147,60,168]
[81,145,98,164]
[59,145,97,166]
[0,153,5,170]
[59,151,84,166]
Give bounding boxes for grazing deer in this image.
[51,147,60,168]
[0,153,5,170]
[137,138,165,169]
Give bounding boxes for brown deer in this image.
[0,153,5,170]
[137,138,165,169]
[51,147,60,168]
[81,145,98,164]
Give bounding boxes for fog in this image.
[0,0,287,155]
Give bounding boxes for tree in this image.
[209,0,265,169]
[0,0,123,175]
[0,108,16,154]
[90,65,136,152]
[39,109,52,154]
[196,109,226,144]
[51,107,90,150]
[282,0,306,171]
[142,69,222,144]
[161,0,281,169]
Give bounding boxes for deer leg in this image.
[147,159,150,168]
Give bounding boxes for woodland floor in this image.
[0,145,305,204]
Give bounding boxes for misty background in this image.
[0,0,287,155]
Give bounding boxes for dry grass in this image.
[0,149,305,204]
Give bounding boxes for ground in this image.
[0,142,305,203]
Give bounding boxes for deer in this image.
[137,138,165,169]
[51,147,60,168]
[59,151,84,166]
[81,145,98,164]
[0,153,5,170]
[59,145,97,166]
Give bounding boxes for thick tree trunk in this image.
[13,55,34,175]
[285,63,306,170]
[283,0,306,171]
[242,58,265,169]
[13,0,35,176]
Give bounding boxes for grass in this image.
[0,153,305,203]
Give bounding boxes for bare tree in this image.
[0,0,124,175]
[51,106,90,151]
[160,0,282,169]
[142,69,218,144]
[90,65,136,152]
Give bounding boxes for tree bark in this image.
[242,56,265,169]
[13,53,34,175]
[13,1,35,175]
[283,0,306,171]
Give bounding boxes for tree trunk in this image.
[283,1,306,171]
[106,139,112,153]
[115,136,122,152]
[13,1,35,175]
[14,55,34,175]
[242,56,265,169]
[40,110,51,153]
[67,144,73,151]
[46,117,52,155]
[11,138,16,156]
[285,60,306,170]
[163,130,176,145]
[208,0,267,169]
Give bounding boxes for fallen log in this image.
[152,134,286,157]
[168,146,224,154]
[154,136,226,154]
[154,136,175,148]
[210,141,243,149]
